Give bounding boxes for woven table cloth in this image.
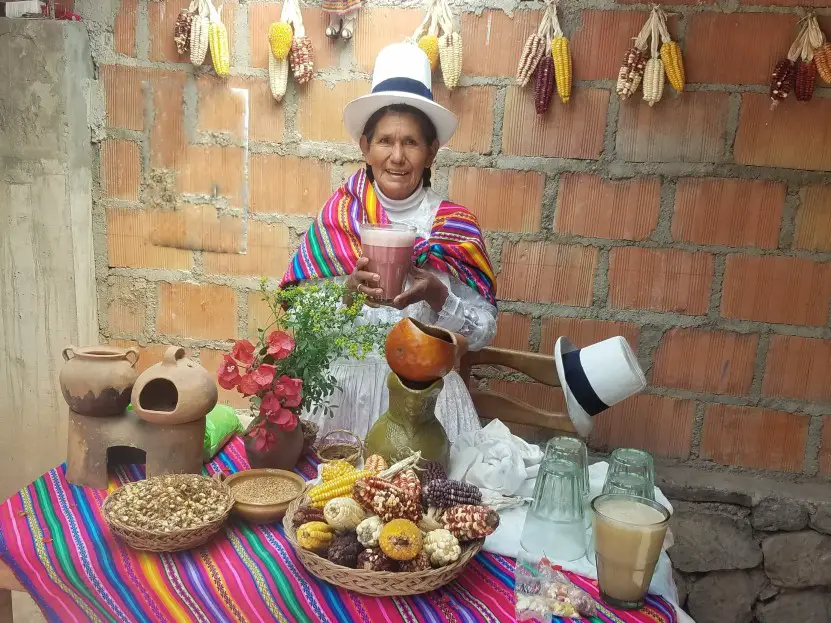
[0,437,677,623]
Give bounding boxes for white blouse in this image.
[303,183,497,443]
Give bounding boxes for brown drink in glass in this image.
[359,223,417,305]
[591,494,670,609]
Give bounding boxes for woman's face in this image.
[359,111,439,201]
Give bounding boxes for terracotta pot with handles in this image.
[59,346,140,416]
[384,318,468,383]
[131,346,218,425]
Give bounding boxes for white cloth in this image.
[303,186,497,442]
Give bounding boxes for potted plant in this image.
[216,280,387,469]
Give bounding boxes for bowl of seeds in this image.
[219,469,305,524]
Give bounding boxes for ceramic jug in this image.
[131,346,218,425]
[364,372,450,469]
[385,318,468,383]
[59,346,140,416]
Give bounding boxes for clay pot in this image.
[244,423,304,470]
[384,318,469,383]
[59,346,140,416]
[131,347,218,425]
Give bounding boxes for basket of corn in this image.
[282,452,497,596]
[102,474,234,552]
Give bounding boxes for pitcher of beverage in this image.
[359,223,417,305]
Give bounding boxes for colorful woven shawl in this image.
[280,169,497,306]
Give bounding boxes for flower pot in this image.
[244,422,304,470]
[384,318,468,383]
[59,346,140,416]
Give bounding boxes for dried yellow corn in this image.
[269,21,293,60]
[660,41,684,93]
[439,31,462,90]
[189,14,209,66]
[815,43,831,84]
[642,57,665,107]
[268,53,289,101]
[419,35,440,70]
[209,21,230,77]
[551,35,571,104]
[321,460,355,483]
[307,470,371,508]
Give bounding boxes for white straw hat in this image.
[554,336,647,437]
[343,42,458,145]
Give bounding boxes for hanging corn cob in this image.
[770,22,807,108]
[207,0,230,77]
[808,16,831,84]
[285,0,314,85]
[189,0,210,66]
[269,21,293,60]
[616,11,652,100]
[436,0,462,90]
[174,0,197,56]
[534,54,555,114]
[642,11,665,107]
[549,5,572,104]
[269,54,289,101]
[515,10,548,88]
[411,0,441,70]
[657,8,684,93]
[795,31,817,102]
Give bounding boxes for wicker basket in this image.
[315,429,362,466]
[283,487,483,596]
[102,474,234,552]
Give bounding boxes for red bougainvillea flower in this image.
[231,339,255,366]
[266,331,295,360]
[274,375,303,408]
[217,355,241,390]
[236,373,260,397]
[250,364,276,389]
[260,390,298,431]
[248,425,277,452]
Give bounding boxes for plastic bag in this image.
[515,552,597,621]
[203,404,243,461]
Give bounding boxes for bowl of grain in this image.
[218,469,305,524]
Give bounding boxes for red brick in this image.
[202,222,292,277]
[492,313,532,350]
[248,4,338,70]
[539,318,640,354]
[247,291,278,336]
[250,155,331,216]
[555,174,660,241]
[821,419,831,476]
[101,65,150,131]
[197,76,285,142]
[672,178,785,249]
[149,0,190,62]
[489,380,566,413]
[108,341,172,375]
[434,86,496,154]
[589,394,695,460]
[653,328,758,395]
[149,205,243,253]
[106,277,147,335]
[448,168,543,232]
[502,87,609,159]
[150,72,187,169]
[107,208,192,270]
[114,0,137,57]
[608,248,713,315]
[700,404,809,472]
[199,349,251,408]
[157,282,237,340]
[177,146,244,206]
[721,255,831,326]
[685,14,797,85]
[500,242,598,305]
[459,10,541,77]
[101,140,140,200]
[763,335,831,403]
[617,92,729,163]
[297,80,371,143]
[734,94,831,172]
[571,11,651,80]
[354,8,423,72]
[794,185,831,252]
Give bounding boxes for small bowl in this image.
[218,469,305,524]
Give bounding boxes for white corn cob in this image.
[439,31,462,90]
[269,53,289,101]
[642,57,665,106]
[189,14,209,65]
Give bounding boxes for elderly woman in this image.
[280,43,497,442]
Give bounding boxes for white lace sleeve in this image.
[431,275,497,352]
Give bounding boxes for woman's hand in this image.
[346,257,384,300]
[393,266,448,312]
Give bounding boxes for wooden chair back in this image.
[458,347,577,435]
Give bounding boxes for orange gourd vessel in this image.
[384,318,468,383]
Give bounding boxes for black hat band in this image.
[562,349,609,417]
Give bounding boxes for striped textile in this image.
[280,168,497,306]
[321,0,362,13]
[0,437,677,623]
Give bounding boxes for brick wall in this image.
[93,0,831,478]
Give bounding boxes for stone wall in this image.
[69,0,831,477]
[659,466,831,622]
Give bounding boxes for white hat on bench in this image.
[554,335,647,437]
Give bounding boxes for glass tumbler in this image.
[544,436,589,496]
[520,459,587,562]
[602,448,655,501]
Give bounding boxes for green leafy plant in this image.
[216,280,389,450]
